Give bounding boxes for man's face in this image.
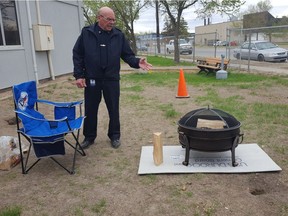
[98,12,116,31]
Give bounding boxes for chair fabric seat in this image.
[21,117,84,137]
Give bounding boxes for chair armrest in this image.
[37,99,84,108]
[15,109,67,122]
[36,99,84,120]
[14,109,72,134]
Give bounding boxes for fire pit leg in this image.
[182,135,190,166]
[231,136,239,167]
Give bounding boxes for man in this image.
[73,7,152,149]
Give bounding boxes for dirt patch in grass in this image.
[0,72,288,216]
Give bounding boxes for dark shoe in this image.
[111,139,121,149]
[81,140,94,149]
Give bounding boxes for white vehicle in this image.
[233,40,288,62]
[214,41,228,46]
[166,39,192,54]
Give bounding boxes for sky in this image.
[133,0,288,33]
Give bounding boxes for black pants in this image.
[83,79,120,141]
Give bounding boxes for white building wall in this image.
[195,21,242,46]
[0,0,84,90]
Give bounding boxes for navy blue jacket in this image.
[73,23,140,80]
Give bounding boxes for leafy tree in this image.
[196,0,245,18]
[83,0,106,25]
[109,0,150,53]
[160,0,245,63]
[162,16,189,37]
[82,0,149,53]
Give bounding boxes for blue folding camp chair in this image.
[12,81,86,174]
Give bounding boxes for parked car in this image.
[229,41,238,46]
[137,45,148,51]
[214,41,228,46]
[233,41,288,62]
[166,39,192,54]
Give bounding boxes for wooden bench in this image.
[197,57,230,75]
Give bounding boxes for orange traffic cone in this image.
[176,69,190,98]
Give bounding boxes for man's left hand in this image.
[139,58,152,71]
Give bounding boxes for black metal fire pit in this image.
[178,107,243,167]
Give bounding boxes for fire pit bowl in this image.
[178,107,243,167]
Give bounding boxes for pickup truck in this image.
[166,39,192,54]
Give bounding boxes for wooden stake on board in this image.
[153,132,163,166]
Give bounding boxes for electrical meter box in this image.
[33,24,54,51]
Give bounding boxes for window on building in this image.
[0,0,20,46]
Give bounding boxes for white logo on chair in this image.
[18,92,28,111]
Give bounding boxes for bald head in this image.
[97,6,116,31]
[98,7,114,16]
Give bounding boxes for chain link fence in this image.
[137,25,288,72]
[136,34,195,61]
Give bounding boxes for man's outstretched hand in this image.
[139,58,152,71]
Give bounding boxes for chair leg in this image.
[25,159,41,173]
[50,157,75,174]
[21,142,42,174]
[18,133,43,174]
[17,133,26,174]
[59,131,86,174]
[65,136,86,156]
[18,131,85,174]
